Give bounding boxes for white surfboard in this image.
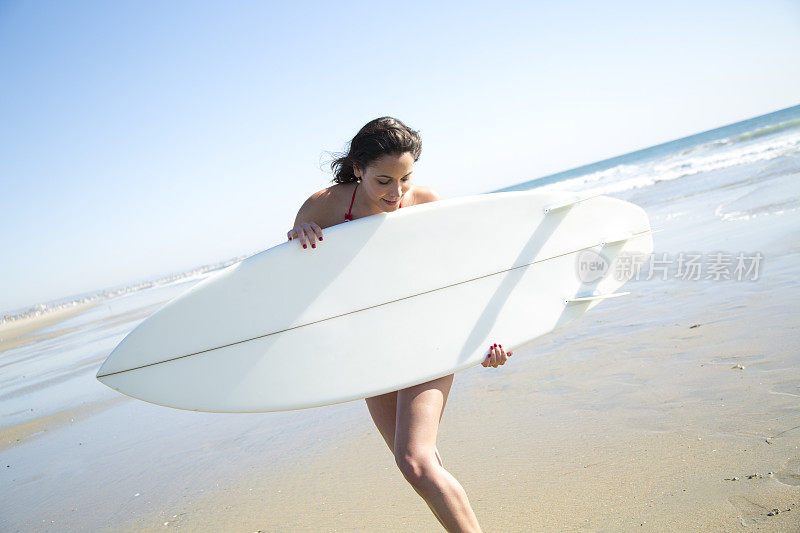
[97,190,653,412]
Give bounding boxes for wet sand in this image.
[0,302,97,355]
[5,276,800,533]
[0,396,126,452]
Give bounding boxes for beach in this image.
[2,110,800,531]
[121,279,800,532]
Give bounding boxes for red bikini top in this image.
[344,182,402,221]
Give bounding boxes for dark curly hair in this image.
[330,117,422,184]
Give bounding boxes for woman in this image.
[287,117,512,532]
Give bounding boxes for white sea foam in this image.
[535,127,800,198]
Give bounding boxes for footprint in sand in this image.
[728,495,772,527]
[775,458,800,486]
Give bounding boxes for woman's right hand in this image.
[287,222,324,250]
[482,343,513,368]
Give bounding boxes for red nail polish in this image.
[312,244,316,248]
[499,344,502,348]
[319,237,323,241]
[303,244,307,249]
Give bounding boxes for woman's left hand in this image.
[482,343,513,368]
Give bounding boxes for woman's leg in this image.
[365,390,443,467]
[366,375,482,532]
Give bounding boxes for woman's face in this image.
[354,152,414,212]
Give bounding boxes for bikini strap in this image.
[344,182,358,221]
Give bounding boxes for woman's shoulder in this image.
[301,182,355,209]
[305,181,351,200]
[295,182,355,227]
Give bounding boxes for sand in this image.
[4,273,799,532]
[114,247,800,532]
[0,302,97,355]
[0,397,126,452]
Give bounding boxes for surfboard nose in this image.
[96,334,140,382]
[96,356,114,381]
[96,347,123,383]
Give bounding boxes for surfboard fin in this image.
[600,228,655,246]
[564,292,630,304]
[543,194,602,214]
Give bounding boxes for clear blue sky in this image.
[1,0,798,312]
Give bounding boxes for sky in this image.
[1,0,799,313]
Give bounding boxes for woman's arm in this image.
[287,190,329,250]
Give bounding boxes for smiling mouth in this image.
[382,198,399,204]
